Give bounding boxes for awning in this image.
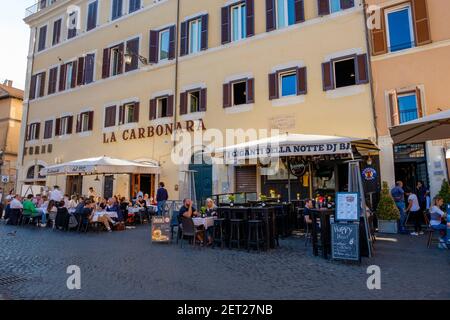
[40,156,160,176]
[390,109,450,144]
[214,134,378,161]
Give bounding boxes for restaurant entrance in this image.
[131,174,155,199]
[66,175,83,196]
[394,143,429,192]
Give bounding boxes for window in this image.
[223,79,254,108]
[129,0,141,13]
[52,19,61,46]
[180,89,206,115]
[231,3,246,41]
[189,18,202,54]
[48,67,58,95]
[77,111,94,132]
[102,43,124,78]
[87,0,98,31]
[318,0,354,15]
[104,106,117,127]
[157,98,169,118]
[67,11,78,39]
[112,0,123,20]
[26,165,46,180]
[29,72,46,100]
[189,90,200,113]
[322,54,369,91]
[38,25,47,51]
[398,93,418,123]
[59,61,76,91]
[385,5,414,52]
[279,71,297,97]
[110,46,123,76]
[65,62,74,89]
[125,103,137,123]
[84,53,96,84]
[44,120,53,139]
[276,0,295,28]
[150,96,174,119]
[159,29,170,61]
[330,0,341,13]
[81,112,90,131]
[119,102,139,124]
[233,81,247,106]
[333,58,356,89]
[56,116,73,136]
[60,117,68,135]
[125,38,139,72]
[27,123,40,141]
[269,67,307,99]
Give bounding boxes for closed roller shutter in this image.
[235,166,257,193]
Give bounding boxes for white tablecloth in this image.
[92,211,118,222]
[193,217,215,229]
[128,207,145,214]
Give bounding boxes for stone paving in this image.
[0,221,448,300]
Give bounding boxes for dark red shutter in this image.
[67,116,73,134]
[35,123,41,139]
[44,120,53,139]
[59,64,66,91]
[125,38,139,72]
[318,0,330,15]
[55,118,61,136]
[201,14,209,51]
[322,61,334,91]
[246,0,255,37]
[119,105,125,124]
[85,53,95,84]
[77,56,85,86]
[268,73,278,100]
[29,75,37,100]
[133,102,140,122]
[180,21,188,56]
[168,26,176,60]
[221,6,230,44]
[340,0,354,9]
[26,125,30,141]
[48,67,57,95]
[246,78,255,104]
[117,43,124,74]
[149,30,159,63]
[223,83,231,108]
[149,99,157,120]
[167,95,174,117]
[105,106,116,127]
[297,67,307,95]
[39,72,46,97]
[266,0,276,32]
[102,48,110,78]
[356,54,369,84]
[88,111,94,130]
[70,61,77,88]
[295,0,305,23]
[76,114,81,133]
[200,88,207,112]
[180,92,188,115]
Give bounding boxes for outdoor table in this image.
[192,217,215,229]
[92,211,118,222]
[310,209,334,259]
[128,207,145,214]
[249,207,276,250]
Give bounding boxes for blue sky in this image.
[0,1,34,89]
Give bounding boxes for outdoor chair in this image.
[179,217,203,248]
[304,215,313,247]
[426,226,441,248]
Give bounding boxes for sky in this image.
[0,1,35,90]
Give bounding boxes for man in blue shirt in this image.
[391,181,406,233]
[156,182,169,216]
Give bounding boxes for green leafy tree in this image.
[376,181,400,220]
[437,179,450,205]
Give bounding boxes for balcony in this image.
[25,0,58,18]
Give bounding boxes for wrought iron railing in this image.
[25,0,58,18]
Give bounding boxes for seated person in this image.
[429,196,449,249]
[119,197,129,222]
[23,194,39,220]
[303,199,314,224]
[135,195,148,221]
[88,202,117,232]
[205,198,217,217]
[178,199,203,243]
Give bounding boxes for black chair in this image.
[170,211,180,243]
[247,220,265,252]
[78,215,90,233]
[179,217,203,248]
[229,219,245,249]
[212,218,227,249]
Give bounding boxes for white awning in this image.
[40,156,160,176]
[214,134,378,161]
[390,109,450,144]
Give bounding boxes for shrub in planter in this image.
[376,181,400,233]
[437,179,450,205]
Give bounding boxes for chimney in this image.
[7,80,13,87]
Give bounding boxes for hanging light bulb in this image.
[94,175,100,181]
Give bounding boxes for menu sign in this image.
[331,222,360,262]
[151,216,171,243]
[335,192,360,222]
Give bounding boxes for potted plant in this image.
[376,181,401,234]
[260,194,268,206]
[438,179,450,214]
[200,206,206,218]
[228,195,235,207]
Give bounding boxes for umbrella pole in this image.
[287,158,291,202]
[308,162,313,199]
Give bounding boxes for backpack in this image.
[68,214,78,229]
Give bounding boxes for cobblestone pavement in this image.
[0,222,448,300]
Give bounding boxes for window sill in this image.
[58,134,71,140]
[224,104,254,114]
[326,85,365,99]
[149,117,173,126]
[179,112,205,121]
[102,126,117,133]
[118,122,138,130]
[26,140,40,146]
[272,95,305,107]
[78,131,93,138]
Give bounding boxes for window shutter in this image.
[221,6,230,44]
[67,116,74,134]
[295,0,305,23]
[167,95,174,117]
[168,26,176,60]
[200,88,207,112]
[297,67,307,95]
[38,26,47,51]
[102,48,110,78]
[133,102,140,122]
[322,61,334,91]
[76,114,81,133]
[223,83,231,108]
[44,120,53,139]
[70,61,77,88]
[246,0,255,37]
[39,72,46,97]
[149,99,157,120]
[53,19,61,45]
[105,106,116,127]
[125,38,139,72]
[77,56,85,86]
[149,30,159,63]
[268,73,278,100]
[356,54,369,84]
[85,53,95,84]
[119,105,125,125]
[88,111,94,131]
[235,166,257,193]
[246,78,255,104]
[29,75,37,100]
[180,92,188,115]
[340,0,354,10]
[201,14,209,51]
[266,0,276,32]
[59,64,66,91]
[412,0,431,46]
[117,43,124,74]
[35,123,41,140]
[26,125,30,141]
[415,87,423,118]
[180,21,188,56]
[48,67,57,95]
[55,118,61,136]
[318,0,330,15]
[388,92,399,127]
[370,10,387,56]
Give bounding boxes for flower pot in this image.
[378,220,398,234]
[230,202,234,207]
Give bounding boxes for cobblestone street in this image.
[0,222,449,300]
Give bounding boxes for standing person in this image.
[156,182,169,215]
[88,187,97,199]
[7,195,23,225]
[0,187,3,219]
[405,188,422,236]
[38,195,49,227]
[429,196,449,249]
[391,181,406,234]
[49,185,63,203]
[416,181,429,213]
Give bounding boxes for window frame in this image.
[86,0,99,32]
[52,17,63,46]
[187,89,201,113]
[80,112,91,132]
[231,78,248,106]
[397,91,419,124]
[59,116,69,136]
[158,28,171,62]
[28,122,40,141]
[278,68,298,97]
[128,0,141,14]
[110,45,122,76]
[231,2,247,42]
[111,0,124,21]
[332,55,357,89]
[37,24,48,52]
[123,102,137,124]
[64,60,76,90]
[67,10,78,39]
[43,119,54,140]
[384,3,415,53]
[188,18,202,54]
[156,96,170,118]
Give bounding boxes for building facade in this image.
[367,0,450,196]
[19,0,377,201]
[0,81,23,194]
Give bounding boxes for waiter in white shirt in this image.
[7,194,23,225]
[49,185,63,202]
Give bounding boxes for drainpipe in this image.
[362,0,379,145]
[172,0,181,149]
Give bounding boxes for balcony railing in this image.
[25,0,58,18]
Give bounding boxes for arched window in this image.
[26,165,46,180]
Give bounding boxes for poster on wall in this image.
[335,192,360,222]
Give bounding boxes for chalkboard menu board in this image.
[151,216,171,243]
[331,222,360,261]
